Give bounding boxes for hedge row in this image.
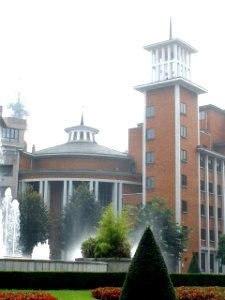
[1,272,225,290]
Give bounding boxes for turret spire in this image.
[169,17,172,39]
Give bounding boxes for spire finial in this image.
[80,106,84,125]
[169,17,172,39]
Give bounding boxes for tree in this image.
[60,183,102,258]
[133,196,190,269]
[216,234,225,264]
[120,226,176,300]
[19,185,50,256]
[94,203,131,258]
[187,252,201,273]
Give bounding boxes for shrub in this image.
[81,236,97,258]
[187,253,201,273]
[120,226,176,300]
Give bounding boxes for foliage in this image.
[216,234,225,264]
[92,286,225,300]
[19,185,50,256]
[60,183,102,254]
[0,291,57,300]
[188,253,201,273]
[92,287,121,300]
[85,203,131,258]
[81,236,98,258]
[120,226,176,300]
[133,196,190,260]
[176,286,225,300]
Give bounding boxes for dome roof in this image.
[33,141,129,159]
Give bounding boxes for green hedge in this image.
[1,272,225,290]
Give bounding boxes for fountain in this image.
[0,188,21,257]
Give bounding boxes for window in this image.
[218,207,222,219]
[146,176,155,189]
[181,149,187,162]
[2,127,19,140]
[180,102,187,115]
[0,165,13,176]
[181,125,187,138]
[201,228,206,240]
[181,175,187,187]
[210,253,214,273]
[200,180,205,191]
[181,200,188,213]
[209,206,214,217]
[200,155,205,168]
[146,106,155,118]
[199,110,206,120]
[217,185,222,196]
[217,161,222,172]
[210,230,215,243]
[146,152,155,164]
[209,183,213,194]
[201,204,205,216]
[146,128,155,140]
[201,252,206,272]
[208,157,213,170]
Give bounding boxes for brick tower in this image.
[134,30,207,272]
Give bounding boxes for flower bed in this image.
[92,286,225,300]
[0,291,58,300]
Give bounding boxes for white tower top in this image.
[144,38,197,82]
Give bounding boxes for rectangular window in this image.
[181,175,187,187]
[209,206,214,217]
[201,228,206,240]
[201,252,206,272]
[209,183,213,194]
[210,230,215,242]
[200,180,205,191]
[218,207,222,219]
[146,106,155,118]
[146,152,155,164]
[180,102,187,115]
[208,157,213,170]
[146,176,155,189]
[181,200,188,213]
[217,161,222,172]
[199,110,206,120]
[146,128,155,140]
[2,127,19,140]
[181,149,187,162]
[0,165,13,176]
[217,185,222,196]
[200,155,205,168]
[181,125,187,138]
[201,204,205,216]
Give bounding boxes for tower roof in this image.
[144,37,197,54]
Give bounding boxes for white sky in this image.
[0,0,224,152]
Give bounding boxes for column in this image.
[39,181,43,197]
[63,180,67,207]
[44,180,50,210]
[213,158,219,273]
[68,180,73,198]
[95,181,99,202]
[112,182,118,212]
[205,155,210,273]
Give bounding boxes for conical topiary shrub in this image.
[120,226,176,300]
[187,253,201,273]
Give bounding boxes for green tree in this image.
[216,234,225,264]
[120,226,176,300]
[94,203,131,258]
[60,183,102,257]
[19,185,50,256]
[133,196,190,269]
[187,253,201,273]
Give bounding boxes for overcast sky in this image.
[0,0,224,152]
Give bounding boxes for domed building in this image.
[18,116,142,257]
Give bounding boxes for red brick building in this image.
[128,34,225,273]
[18,116,142,257]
